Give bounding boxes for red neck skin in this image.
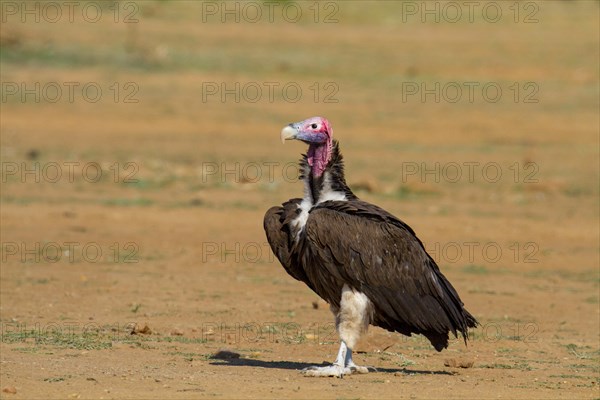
[307,138,332,178]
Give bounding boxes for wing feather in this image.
[264,199,315,290]
[303,200,477,350]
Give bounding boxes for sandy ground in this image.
[1,1,599,399]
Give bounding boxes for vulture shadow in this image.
[210,357,455,376]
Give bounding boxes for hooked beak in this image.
[280,124,297,144]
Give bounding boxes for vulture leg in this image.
[303,285,376,377]
[302,341,352,377]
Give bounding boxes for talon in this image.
[346,363,375,374]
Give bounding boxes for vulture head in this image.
[281,116,333,177]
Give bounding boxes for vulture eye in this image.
[311,123,318,129]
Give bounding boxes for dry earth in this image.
[0,1,599,399]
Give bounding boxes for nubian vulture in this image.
[264,116,478,377]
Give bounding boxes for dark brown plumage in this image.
[265,117,477,376]
[266,140,477,351]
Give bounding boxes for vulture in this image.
[264,116,478,377]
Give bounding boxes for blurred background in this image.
[1,1,597,204]
[0,1,598,398]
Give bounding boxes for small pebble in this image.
[2,386,17,394]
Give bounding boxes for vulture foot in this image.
[301,364,353,378]
[301,362,375,377]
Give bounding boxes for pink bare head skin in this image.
[280,116,333,178]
